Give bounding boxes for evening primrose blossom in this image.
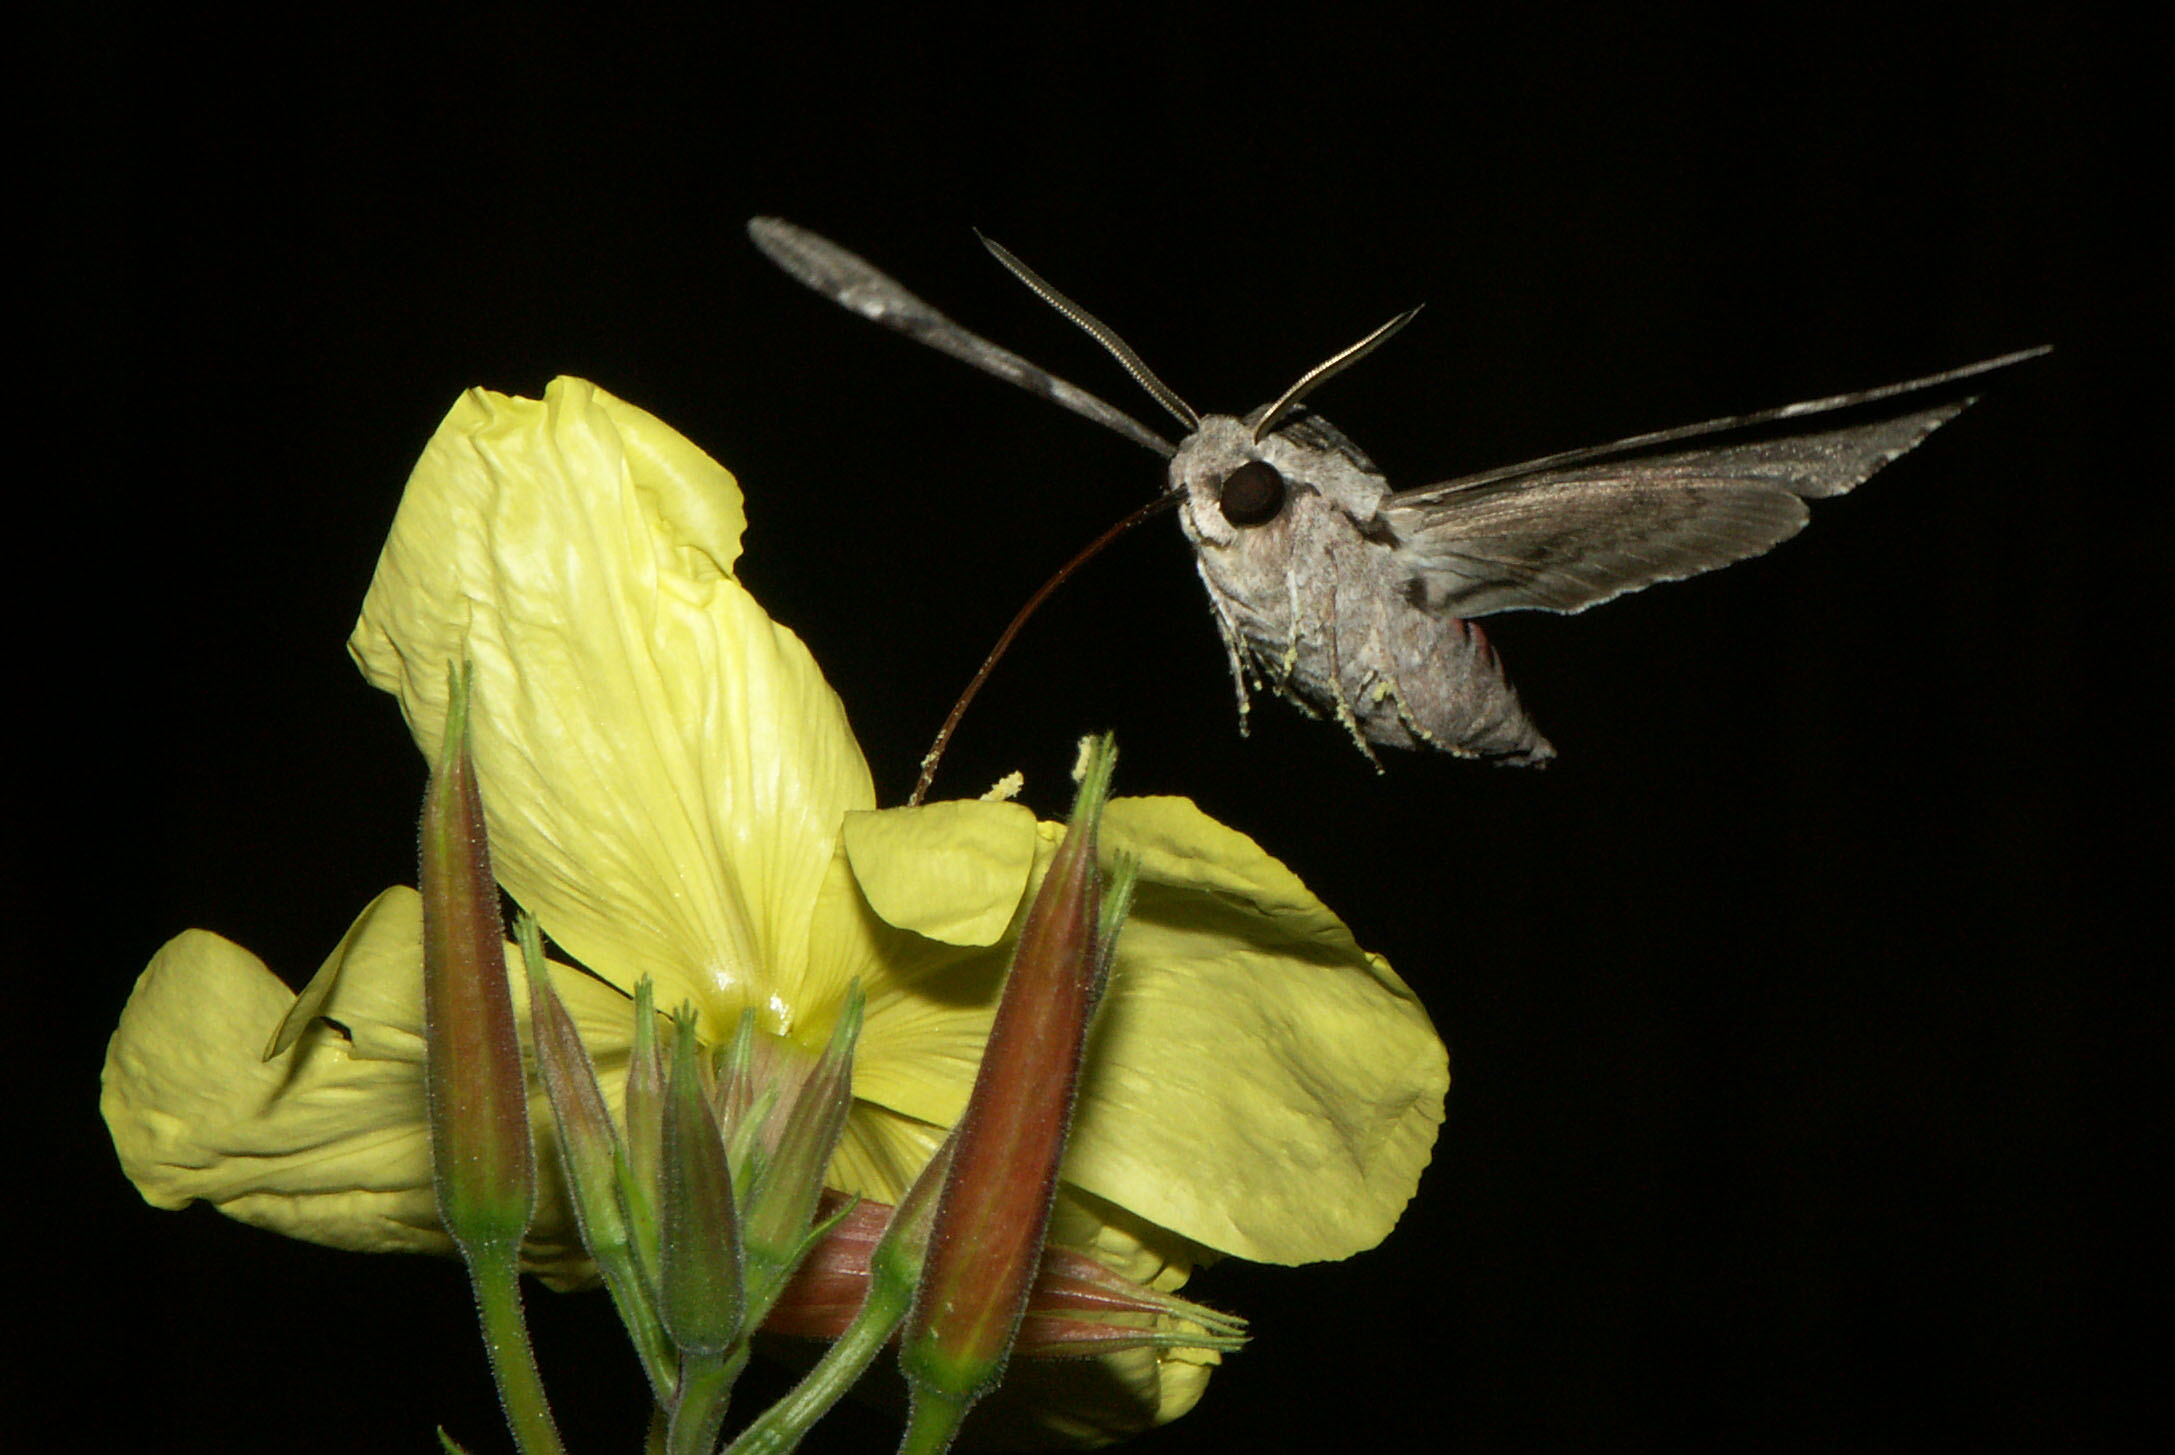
[101,378,1449,1440]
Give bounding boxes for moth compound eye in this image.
[1218,460,1286,527]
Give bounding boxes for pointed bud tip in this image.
[1068,733,1118,828]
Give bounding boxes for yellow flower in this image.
[101,378,1449,1442]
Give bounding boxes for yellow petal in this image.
[827,1097,953,1207]
[101,887,640,1289]
[816,794,1447,1268]
[842,800,1038,947]
[806,837,1005,1137]
[965,1344,1213,1447]
[1066,797,1447,1265]
[348,380,873,1040]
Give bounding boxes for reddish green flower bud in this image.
[420,663,534,1257]
[753,1194,898,1338]
[521,918,624,1254]
[899,735,1133,1442]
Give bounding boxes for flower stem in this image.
[723,1227,917,1454]
[464,1243,567,1455]
[896,1387,971,1455]
[728,1139,956,1453]
[668,1344,750,1455]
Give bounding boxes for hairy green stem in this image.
[668,1344,750,1455]
[465,1245,566,1455]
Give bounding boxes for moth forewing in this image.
[747,217,1178,458]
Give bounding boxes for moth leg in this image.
[1196,562,1256,736]
[1336,698,1383,767]
[1367,672,1445,752]
[1309,555,1382,769]
[1266,567,1307,695]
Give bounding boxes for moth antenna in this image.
[978,231,1202,434]
[911,491,1181,806]
[1254,306,1424,443]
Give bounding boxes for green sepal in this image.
[518,915,675,1397]
[740,983,865,1325]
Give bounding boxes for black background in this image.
[38,7,2151,1451]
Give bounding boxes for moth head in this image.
[1171,417,1285,545]
[1171,305,1421,546]
[1172,413,1392,548]
[971,228,1415,547]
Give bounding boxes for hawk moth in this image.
[750,217,2042,766]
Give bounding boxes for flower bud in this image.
[765,1193,1245,1357]
[420,663,534,1257]
[899,735,1136,1438]
[657,1008,743,1358]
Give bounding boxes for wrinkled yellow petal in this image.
[1069,797,1446,1265]
[965,1343,1214,1448]
[1043,1184,1206,1294]
[843,800,1038,947]
[816,795,1447,1267]
[105,886,1189,1297]
[808,837,1005,1139]
[826,1098,954,1209]
[101,887,639,1289]
[348,380,873,1041]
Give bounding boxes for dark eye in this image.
[1218,460,1286,526]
